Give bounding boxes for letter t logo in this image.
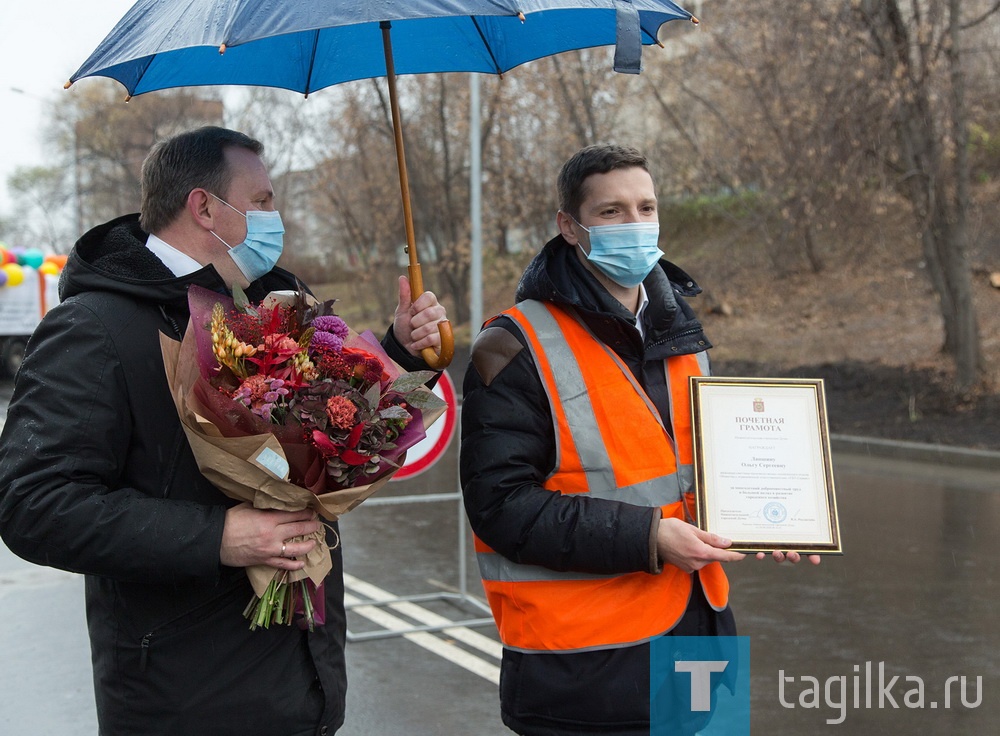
[675,660,729,711]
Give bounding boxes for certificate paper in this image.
[690,377,842,554]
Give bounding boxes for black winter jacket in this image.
[0,214,425,736]
[460,235,732,735]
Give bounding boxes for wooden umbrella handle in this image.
[407,263,455,370]
[382,21,453,369]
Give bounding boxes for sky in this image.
[0,0,137,213]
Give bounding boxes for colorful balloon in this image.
[20,249,45,269]
[2,263,24,287]
[39,262,60,276]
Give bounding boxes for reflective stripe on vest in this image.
[474,300,729,653]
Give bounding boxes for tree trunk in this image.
[802,221,823,275]
[860,0,982,391]
[945,0,981,389]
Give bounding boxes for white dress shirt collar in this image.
[634,283,650,340]
[145,233,204,277]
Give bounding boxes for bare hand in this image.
[394,275,448,356]
[656,517,746,573]
[755,550,822,565]
[220,503,320,572]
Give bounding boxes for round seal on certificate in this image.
[763,501,787,523]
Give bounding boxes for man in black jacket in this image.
[0,126,446,735]
[461,145,816,735]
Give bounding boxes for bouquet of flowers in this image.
[160,284,446,630]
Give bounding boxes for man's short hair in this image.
[557,144,651,219]
[139,126,265,233]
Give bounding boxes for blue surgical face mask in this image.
[209,194,285,283]
[570,216,663,288]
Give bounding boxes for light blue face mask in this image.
[209,194,285,283]
[572,218,663,288]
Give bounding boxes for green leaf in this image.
[406,390,447,412]
[390,371,436,393]
[232,283,258,316]
[363,383,381,411]
[379,405,412,420]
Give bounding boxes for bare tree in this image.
[856,0,986,390]
[403,74,473,323]
[644,1,885,274]
[49,81,225,233]
[636,0,988,391]
[5,166,74,252]
[303,81,409,322]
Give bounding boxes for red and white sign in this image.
[393,370,457,480]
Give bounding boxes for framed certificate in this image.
[689,377,842,554]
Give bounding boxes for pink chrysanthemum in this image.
[325,395,358,430]
[311,315,349,339]
[311,330,344,353]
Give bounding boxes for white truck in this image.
[0,268,60,377]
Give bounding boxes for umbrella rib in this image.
[639,21,665,49]
[470,17,504,76]
[303,29,321,97]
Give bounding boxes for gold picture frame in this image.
[690,377,843,554]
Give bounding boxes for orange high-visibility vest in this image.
[474,300,729,653]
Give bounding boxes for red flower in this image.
[325,396,357,430]
[340,423,371,466]
[311,430,340,458]
[312,422,371,465]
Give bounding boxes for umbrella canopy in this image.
[67,0,697,368]
[69,0,695,95]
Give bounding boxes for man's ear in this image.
[187,188,215,230]
[556,210,580,245]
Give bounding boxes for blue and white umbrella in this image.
[68,0,698,366]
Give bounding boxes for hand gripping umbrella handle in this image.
[407,263,454,370]
[382,21,453,369]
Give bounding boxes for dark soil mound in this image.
[714,360,1000,451]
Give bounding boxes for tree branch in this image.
[962,0,1000,29]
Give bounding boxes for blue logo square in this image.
[650,635,750,735]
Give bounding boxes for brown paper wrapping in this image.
[160,320,444,597]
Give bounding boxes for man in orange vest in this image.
[461,144,818,735]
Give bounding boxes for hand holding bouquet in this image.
[161,284,446,630]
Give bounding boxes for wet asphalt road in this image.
[1,376,999,734]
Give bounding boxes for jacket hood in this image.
[59,213,230,310]
[514,234,709,351]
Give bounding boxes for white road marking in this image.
[344,590,501,684]
[344,573,502,660]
